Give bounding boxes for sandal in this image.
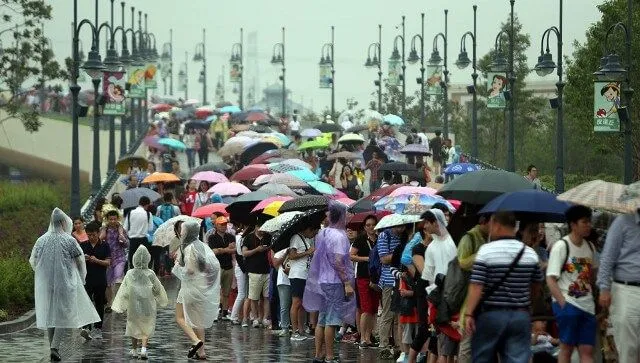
[187,341,203,358]
[50,348,61,362]
[194,353,207,360]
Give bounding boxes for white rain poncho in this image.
[29,208,100,329]
[172,221,220,328]
[111,245,168,339]
[422,208,457,294]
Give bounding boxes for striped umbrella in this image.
[558,180,634,213]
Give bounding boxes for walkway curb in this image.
[0,310,35,335]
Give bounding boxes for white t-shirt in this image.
[422,233,457,289]
[290,118,300,132]
[274,249,290,286]
[288,234,313,280]
[546,235,597,314]
[447,147,456,164]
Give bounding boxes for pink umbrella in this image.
[328,189,348,199]
[253,173,308,188]
[143,135,167,151]
[448,199,462,210]
[191,171,229,184]
[335,197,356,206]
[207,182,251,196]
[389,186,438,197]
[250,196,294,213]
[191,203,229,218]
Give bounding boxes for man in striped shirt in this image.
[464,212,543,363]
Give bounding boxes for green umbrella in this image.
[298,138,330,150]
[436,170,536,205]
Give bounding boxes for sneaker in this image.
[80,328,92,341]
[312,358,325,363]
[50,348,61,362]
[416,352,427,363]
[90,328,103,339]
[396,352,406,363]
[304,326,313,335]
[262,319,271,328]
[129,349,137,358]
[139,349,148,360]
[304,332,315,340]
[278,329,291,337]
[252,319,260,328]
[242,320,249,328]
[326,358,341,363]
[290,332,307,341]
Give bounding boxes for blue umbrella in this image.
[205,115,217,122]
[479,189,572,223]
[158,138,186,151]
[374,193,454,215]
[268,132,291,146]
[287,169,320,182]
[383,114,404,126]
[219,105,242,114]
[307,180,337,195]
[444,163,481,175]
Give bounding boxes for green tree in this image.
[0,0,66,132]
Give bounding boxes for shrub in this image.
[0,254,34,313]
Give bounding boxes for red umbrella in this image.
[191,203,229,218]
[249,149,282,165]
[151,103,172,112]
[230,164,272,182]
[246,112,268,122]
[195,108,214,119]
[369,184,404,201]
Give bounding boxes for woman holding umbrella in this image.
[193,181,211,212]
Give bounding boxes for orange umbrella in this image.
[142,172,181,184]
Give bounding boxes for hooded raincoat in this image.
[29,208,101,329]
[111,245,168,339]
[172,221,221,328]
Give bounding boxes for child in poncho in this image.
[112,245,168,360]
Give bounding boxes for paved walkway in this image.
[0,277,378,362]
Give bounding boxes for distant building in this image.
[252,83,311,116]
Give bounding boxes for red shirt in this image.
[182,191,197,216]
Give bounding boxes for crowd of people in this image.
[28,110,640,363]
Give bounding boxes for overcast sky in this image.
[44,0,604,112]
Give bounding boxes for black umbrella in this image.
[436,169,536,205]
[279,195,329,213]
[378,162,417,175]
[192,161,231,173]
[226,191,271,224]
[349,198,375,213]
[363,144,388,163]
[346,124,369,133]
[270,209,325,252]
[184,120,211,130]
[249,124,273,133]
[239,141,278,165]
[316,123,344,133]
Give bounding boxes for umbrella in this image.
[207,182,251,197]
[260,211,303,233]
[251,196,294,213]
[300,128,322,138]
[279,195,329,213]
[479,189,572,223]
[263,201,286,217]
[236,130,261,139]
[383,114,404,126]
[143,135,166,151]
[230,164,272,182]
[374,214,421,230]
[115,156,148,174]
[194,107,214,119]
[158,138,187,151]
[191,171,229,184]
[444,163,481,175]
[256,183,299,197]
[250,149,283,165]
[191,203,229,218]
[335,197,356,206]
[142,172,181,184]
[619,180,640,205]
[400,144,431,156]
[327,151,360,161]
[280,158,312,170]
[338,133,365,144]
[220,105,242,113]
[240,141,279,165]
[270,209,326,252]
[437,170,536,205]
[171,110,189,119]
[184,120,211,130]
[378,162,418,175]
[287,169,319,182]
[298,138,330,151]
[151,103,172,112]
[205,115,217,122]
[153,215,202,250]
[255,174,309,188]
[316,123,344,133]
[346,124,369,133]
[155,111,170,120]
[361,109,383,123]
[268,162,306,173]
[390,186,438,197]
[349,198,375,213]
[347,210,392,228]
[249,125,273,133]
[267,132,291,146]
[246,112,269,122]
[225,191,271,223]
[230,124,250,132]
[374,193,454,215]
[120,187,161,210]
[558,180,634,214]
[192,161,231,173]
[308,180,338,195]
[184,99,200,106]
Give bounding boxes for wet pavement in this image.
[0,277,380,362]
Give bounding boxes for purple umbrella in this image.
[143,135,167,151]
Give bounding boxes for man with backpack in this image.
[156,192,181,222]
[546,205,597,363]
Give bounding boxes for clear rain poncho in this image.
[29,208,100,329]
[421,208,457,293]
[172,220,221,328]
[111,245,168,339]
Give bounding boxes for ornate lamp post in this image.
[319,26,335,119]
[160,29,173,96]
[178,51,188,99]
[364,25,382,113]
[455,5,478,158]
[408,13,425,127]
[389,16,406,116]
[428,10,449,138]
[230,28,243,109]
[271,27,286,116]
[193,29,207,105]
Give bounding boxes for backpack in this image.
[159,203,176,222]
[441,258,470,320]
[560,237,594,272]
[368,244,382,284]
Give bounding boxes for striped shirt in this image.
[470,239,543,309]
[377,229,401,287]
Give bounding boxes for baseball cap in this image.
[215,216,229,225]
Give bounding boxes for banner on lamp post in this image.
[486,72,508,109]
[593,81,621,132]
[127,65,146,98]
[102,71,126,115]
[425,65,443,96]
[388,59,401,86]
[230,60,241,83]
[144,63,158,89]
[178,74,187,91]
[319,63,332,89]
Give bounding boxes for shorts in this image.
[437,332,458,356]
[317,283,346,327]
[356,277,380,315]
[290,278,307,299]
[220,268,234,296]
[402,323,418,345]
[248,273,269,301]
[552,301,596,346]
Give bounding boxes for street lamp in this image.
[193,29,206,105]
[593,0,634,184]
[178,51,188,99]
[127,6,140,147]
[230,28,243,109]
[71,0,105,215]
[534,0,564,192]
[160,29,173,96]
[408,13,425,128]
[429,9,449,138]
[271,27,286,116]
[114,1,130,158]
[319,26,335,119]
[364,25,382,113]
[456,5,478,158]
[389,16,406,117]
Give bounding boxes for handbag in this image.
[474,244,525,317]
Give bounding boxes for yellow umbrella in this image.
[263,201,285,217]
[142,172,181,184]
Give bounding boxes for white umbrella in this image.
[360,109,383,124]
[153,215,202,251]
[374,213,422,230]
[260,211,303,233]
[184,99,200,106]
